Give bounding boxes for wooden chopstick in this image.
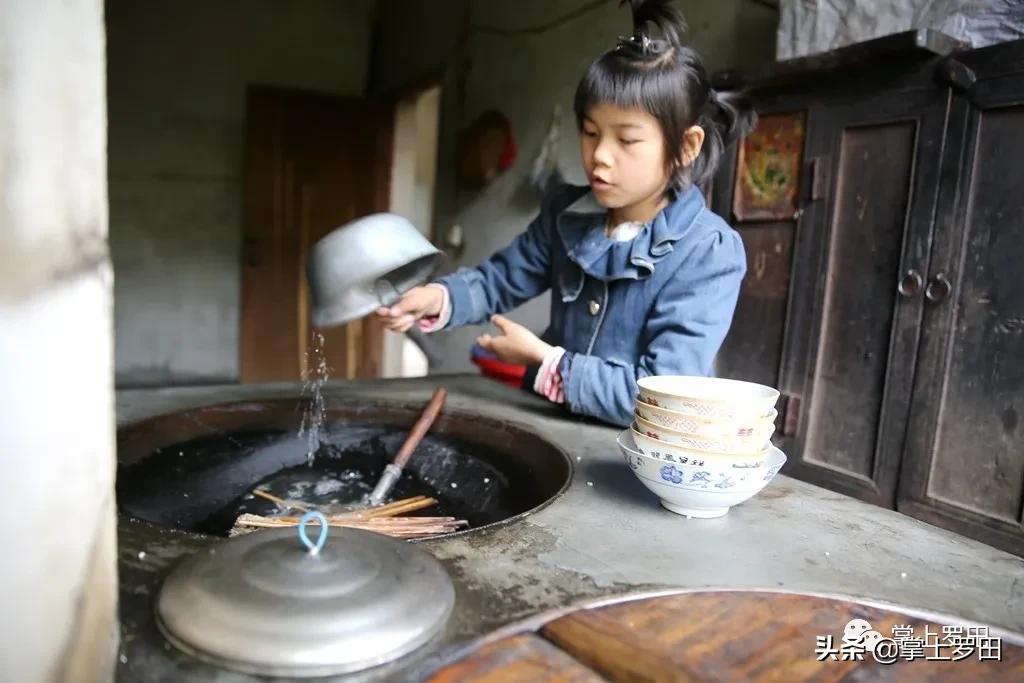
[242,488,451,539]
[252,489,310,511]
[363,496,437,518]
[329,495,437,519]
[231,512,468,539]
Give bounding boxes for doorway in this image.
[240,86,394,382]
[382,82,442,378]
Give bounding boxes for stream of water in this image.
[298,330,329,466]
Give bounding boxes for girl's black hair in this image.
[574,0,756,192]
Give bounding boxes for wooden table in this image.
[427,591,1024,682]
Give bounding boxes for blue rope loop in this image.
[297,510,329,554]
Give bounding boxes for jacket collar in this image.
[556,185,707,281]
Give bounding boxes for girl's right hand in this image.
[375,285,445,333]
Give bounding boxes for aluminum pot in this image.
[306,213,445,367]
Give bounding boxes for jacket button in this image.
[588,300,600,316]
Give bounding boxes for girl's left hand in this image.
[477,314,553,366]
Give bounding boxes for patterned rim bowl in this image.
[636,375,780,420]
[634,398,777,439]
[618,430,787,518]
[633,413,774,455]
[630,426,769,467]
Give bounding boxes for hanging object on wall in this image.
[527,104,565,195]
[456,110,517,188]
[733,111,806,222]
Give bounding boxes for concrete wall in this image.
[385,86,442,379]
[0,1,119,680]
[107,0,377,386]
[372,0,778,373]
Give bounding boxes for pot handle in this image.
[405,327,444,369]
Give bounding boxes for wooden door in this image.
[241,87,392,382]
[779,86,950,507]
[898,42,1024,556]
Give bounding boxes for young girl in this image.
[377,0,755,428]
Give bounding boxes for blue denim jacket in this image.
[437,183,746,427]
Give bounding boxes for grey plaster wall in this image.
[107,0,376,386]
[373,0,778,373]
[777,0,1023,59]
[0,1,118,679]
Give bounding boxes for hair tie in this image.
[615,32,668,56]
[616,33,647,51]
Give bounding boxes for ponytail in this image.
[576,0,758,193]
[691,89,757,187]
[621,0,685,50]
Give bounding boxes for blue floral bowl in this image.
[617,430,786,518]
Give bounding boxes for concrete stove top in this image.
[115,374,1024,681]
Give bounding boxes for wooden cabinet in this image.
[712,33,1024,555]
[899,43,1024,556]
[790,87,949,508]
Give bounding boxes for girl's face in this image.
[580,103,669,212]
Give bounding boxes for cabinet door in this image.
[780,87,950,506]
[899,45,1024,555]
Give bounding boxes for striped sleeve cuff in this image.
[417,283,452,333]
[532,345,566,404]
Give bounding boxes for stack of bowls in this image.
[618,376,786,518]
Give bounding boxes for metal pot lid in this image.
[156,514,455,677]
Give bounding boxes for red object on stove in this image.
[471,345,526,388]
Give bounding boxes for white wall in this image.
[384,85,442,378]
[0,1,118,679]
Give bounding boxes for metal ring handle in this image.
[298,510,329,555]
[404,326,445,368]
[925,273,952,303]
[897,269,923,298]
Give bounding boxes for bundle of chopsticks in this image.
[231,489,468,540]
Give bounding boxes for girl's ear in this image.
[679,125,706,167]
